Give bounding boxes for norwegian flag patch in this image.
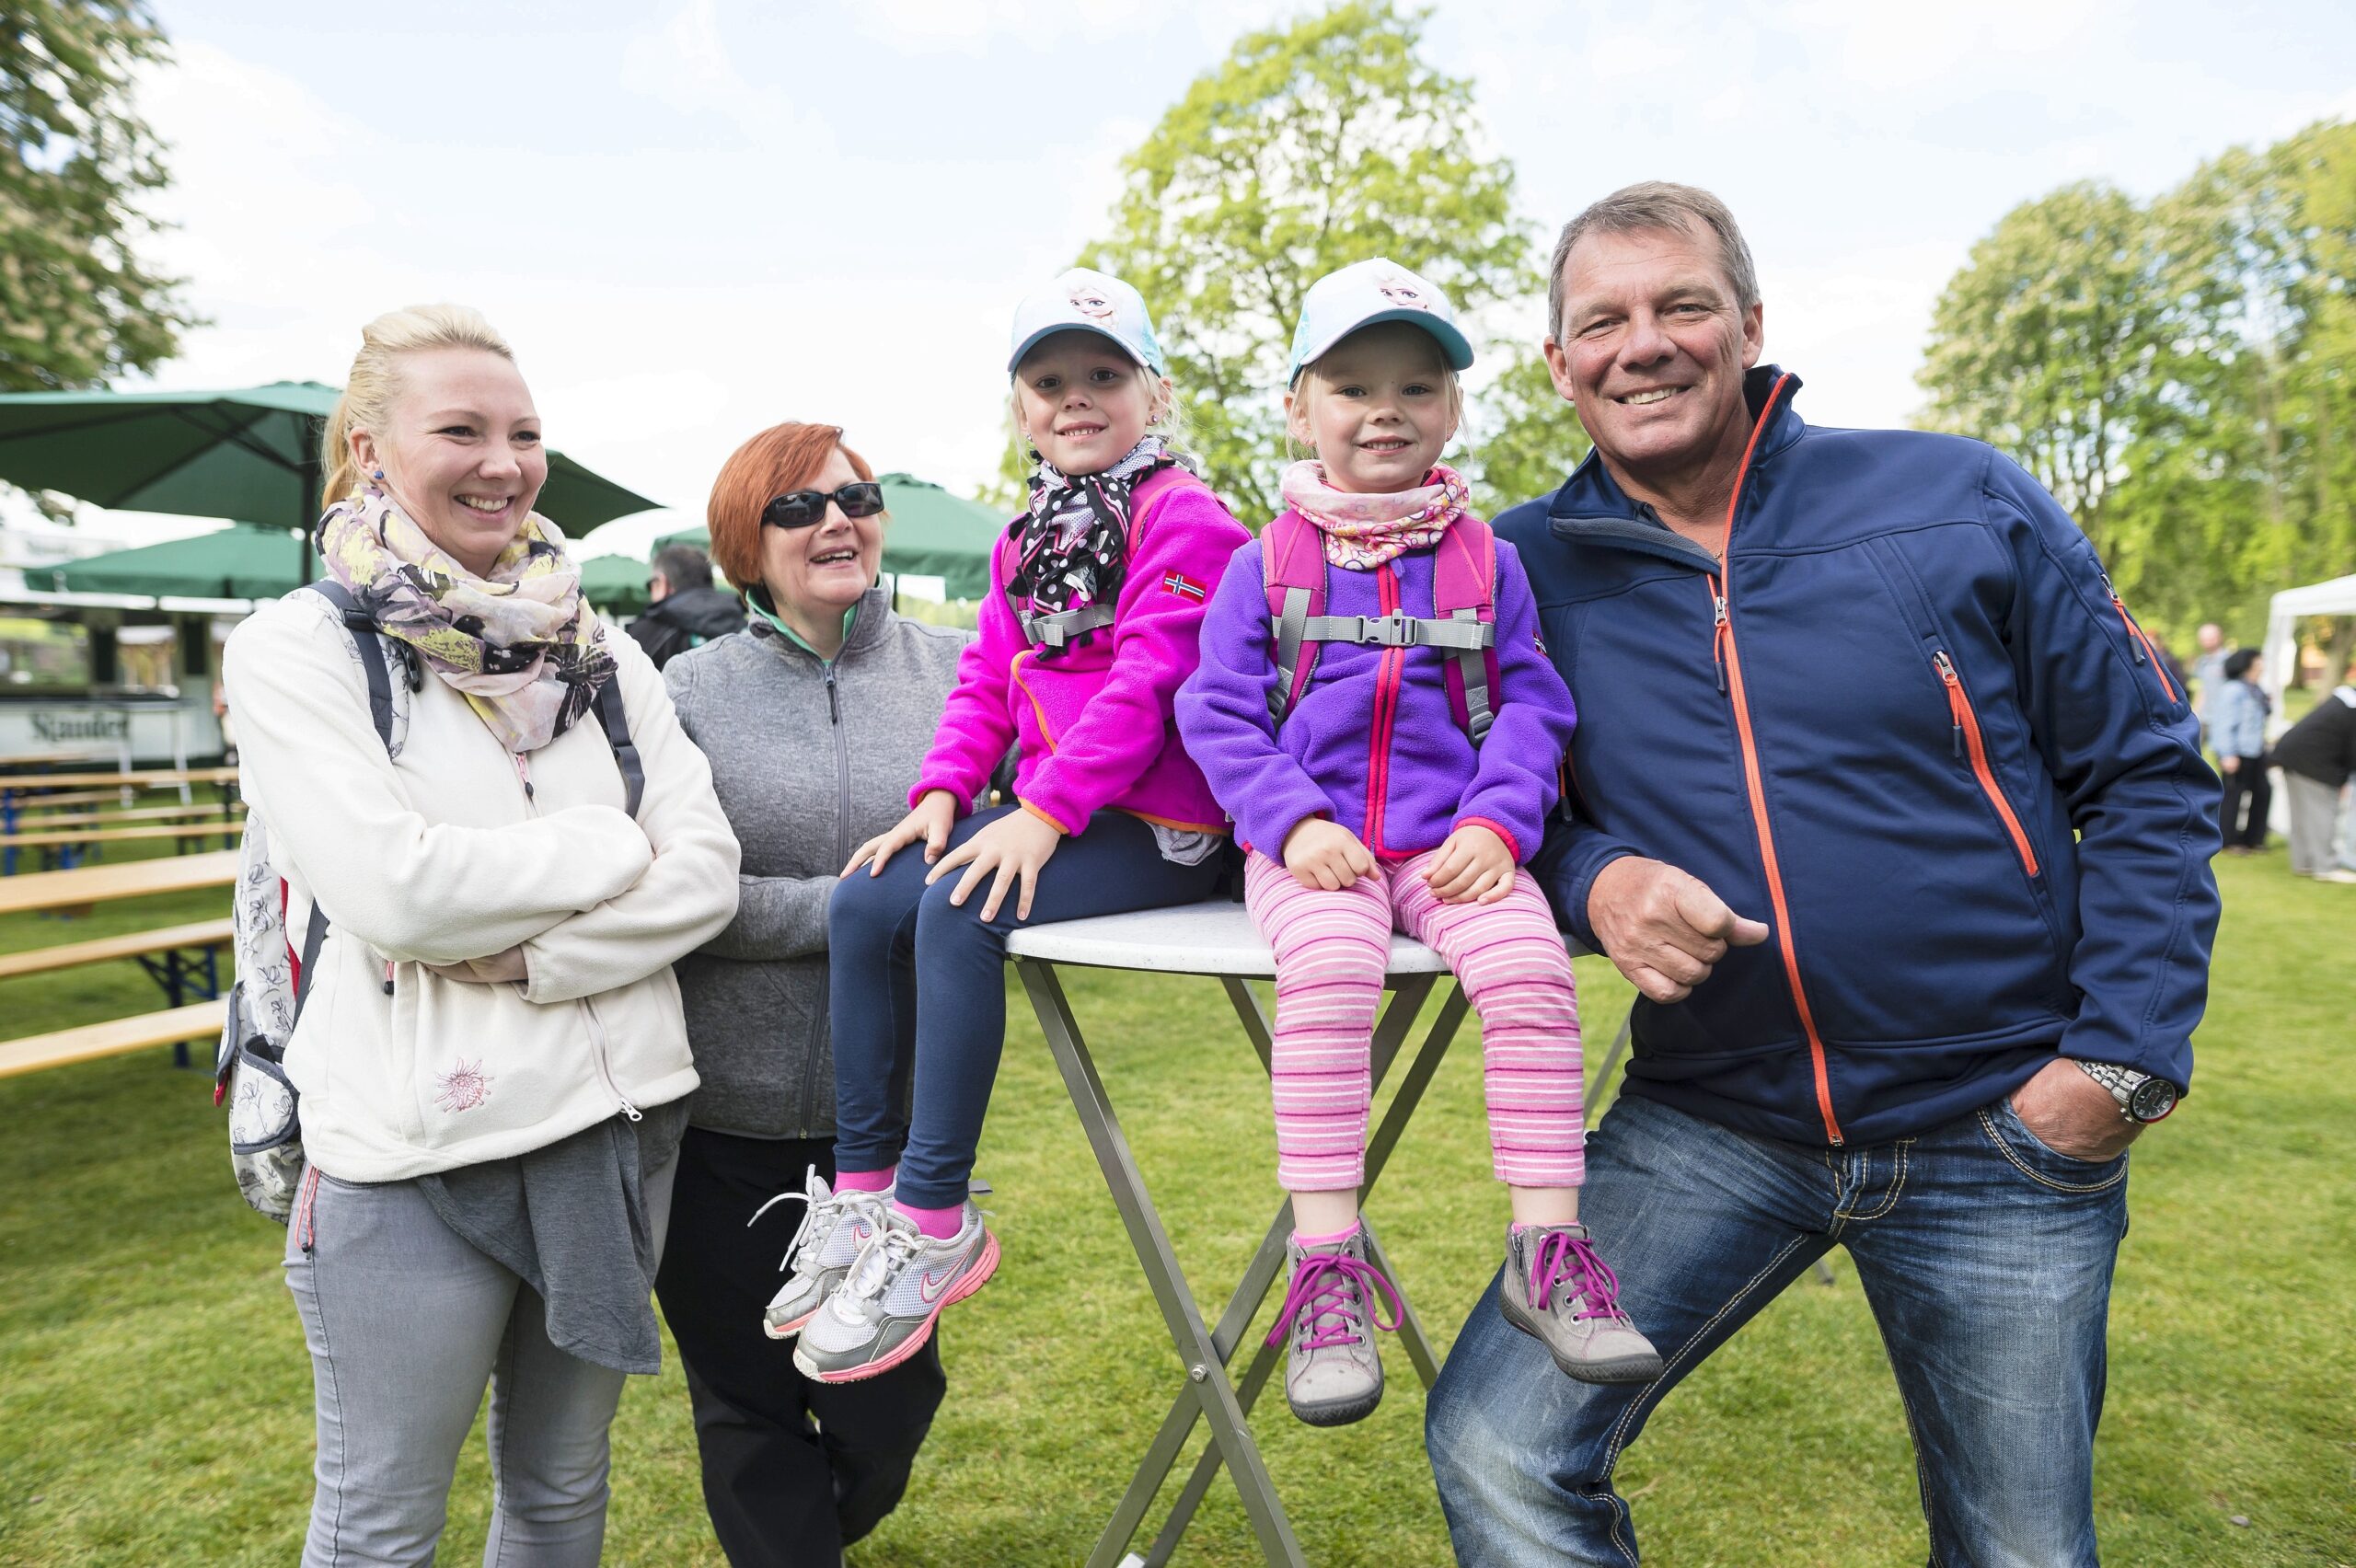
[1161,571,1207,603]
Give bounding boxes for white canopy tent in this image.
[2259,572,2356,716]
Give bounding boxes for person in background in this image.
[2271,654,2356,882]
[2212,648,2272,856]
[2191,621,2229,743]
[629,541,746,670]
[658,421,965,1566]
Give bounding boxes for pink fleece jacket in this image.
[911,467,1251,836]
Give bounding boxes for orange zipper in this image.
[2101,574,2179,702]
[1934,651,2039,878]
[1708,373,1844,1146]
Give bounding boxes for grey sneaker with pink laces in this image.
[1268,1228,1403,1427]
[1498,1221,1662,1384]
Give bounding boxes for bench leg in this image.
[1015,957,1307,1568]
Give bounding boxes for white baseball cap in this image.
[1288,258,1474,384]
[1008,268,1168,376]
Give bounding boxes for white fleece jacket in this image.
[223,589,741,1182]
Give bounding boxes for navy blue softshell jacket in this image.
[1500,367,2221,1147]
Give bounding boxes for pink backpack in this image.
[1261,510,1501,744]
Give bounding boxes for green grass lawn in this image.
[1,849,2350,1565]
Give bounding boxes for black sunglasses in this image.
[761,481,885,530]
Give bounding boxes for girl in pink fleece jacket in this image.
[789,270,1249,1386]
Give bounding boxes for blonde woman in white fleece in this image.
[224,304,739,1568]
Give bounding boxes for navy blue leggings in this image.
[827,807,1223,1210]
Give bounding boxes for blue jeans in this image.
[827,807,1223,1209]
[1426,1091,2129,1567]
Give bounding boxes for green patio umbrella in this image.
[578,551,655,617]
[657,472,1002,600]
[41,522,324,599]
[0,380,660,586]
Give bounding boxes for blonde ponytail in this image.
[320,304,516,510]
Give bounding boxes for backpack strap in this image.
[590,681,644,818]
[1264,514,1500,744]
[1431,519,1500,745]
[303,582,396,747]
[1262,510,1327,729]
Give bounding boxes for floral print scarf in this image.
[316,486,616,753]
[1279,459,1470,571]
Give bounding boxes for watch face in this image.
[2128,1078,2178,1122]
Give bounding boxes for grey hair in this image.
[1546,181,1761,342]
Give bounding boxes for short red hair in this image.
[705,422,878,591]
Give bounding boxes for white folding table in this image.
[1006,900,1615,1568]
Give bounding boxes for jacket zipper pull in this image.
[826,667,840,725]
[514,752,535,799]
[2099,574,2150,665]
[1712,592,1729,694]
[1934,651,1965,757]
[383,960,396,996]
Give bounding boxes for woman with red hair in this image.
[656,422,966,1566]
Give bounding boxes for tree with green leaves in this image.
[2,1,191,398]
[1463,342,1589,517]
[1080,0,1532,521]
[1917,181,2162,557]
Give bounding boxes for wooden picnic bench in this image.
[0,849,240,919]
[0,999,229,1079]
[10,802,244,829]
[0,769,241,871]
[0,853,240,1075]
[0,767,242,790]
[3,817,247,853]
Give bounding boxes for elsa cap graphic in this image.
[1008,267,1168,376]
[1288,258,1474,384]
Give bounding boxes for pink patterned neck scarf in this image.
[1279,460,1470,571]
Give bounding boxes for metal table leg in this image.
[1138,982,1471,1565]
[1017,956,1306,1568]
[1022,958,1472,1568]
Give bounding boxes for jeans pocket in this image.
[1977,1098,2130,1193]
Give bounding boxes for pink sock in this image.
[835,1166,895,1193]
[1295,1221,1362,1251]
[895,1199,964,1239]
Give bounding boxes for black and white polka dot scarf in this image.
[1006,435,1176,645]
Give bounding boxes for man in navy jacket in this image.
[1426,183,2219,1567]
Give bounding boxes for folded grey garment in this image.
[419,1098,689,1375]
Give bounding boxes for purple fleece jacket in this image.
[912,468,1250,836]
[1175,519,1576,863]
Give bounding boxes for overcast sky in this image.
[72,0,2356,555]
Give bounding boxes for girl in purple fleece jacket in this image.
[789,270,1249,1387]
[1176,260,1658,1424]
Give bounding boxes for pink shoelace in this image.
[1266,1251,1404,1351]
[1529,1229,1626,1321]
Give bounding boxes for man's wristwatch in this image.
[2074,1060,2180,1123]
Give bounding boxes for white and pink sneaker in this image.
[792,1202,999,1383]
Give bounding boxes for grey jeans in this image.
[2284,771,2346,874]
[283,1158,676,1567]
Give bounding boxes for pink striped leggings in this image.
[1243,848,1585,1193]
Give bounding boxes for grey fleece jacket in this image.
[664,586,968,1136]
